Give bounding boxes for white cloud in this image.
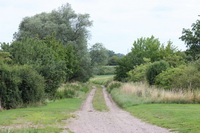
[0,0,200,53]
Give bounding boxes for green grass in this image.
[111,88,145,108]
[0,127,61,133]
[110,83,200,133]
[90,75,114,85]
[92,87,109,111]
[0,99,82,132]
[125,104,200,133]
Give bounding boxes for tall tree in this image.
[180,17,200,60]
[115,36,161,81]
[13,3,93,81]
[2,38,66,95]
[90,43,109,66]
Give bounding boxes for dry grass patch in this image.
[120,83,200,104]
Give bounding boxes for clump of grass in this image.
[92,87,109,111]
[111,83,200,107]
[107,81,122,93]
[55,82,90,99]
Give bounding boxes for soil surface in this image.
[62,87,171,133]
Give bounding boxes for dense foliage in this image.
[114,36,180,81]
[0,64,45,109]
[180,18,200,60]
[146,60,169,85]
[0,4,94,109]
[13,3,93,82]
[155,65,186,89]
[115,17,200,91]
[128,62,152,82]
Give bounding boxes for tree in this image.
[108,56,119,66]
[2,38,66,96]
[115,36,162,81]
[90,43,108,66]
[114,53,134,81]
[13,3,93,82]
[159,41,186,67]
[180,17,200,60]
[107,50,124,66]
[131,36,161,63]
[0,50,12,64]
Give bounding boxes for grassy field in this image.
[126,104,200,133]
[92,86,109,111]
[109,82,200,133]
[90,75,114,85]
[0,99,82,133]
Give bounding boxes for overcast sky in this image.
[0,0,200,54]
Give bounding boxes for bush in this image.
[107,81,122,93]
[0,64,22,109]
[146,60,169,85]
[155,65,187,89]
[172,65,200,90]
[55,82,90,99]
[128,63,152,82]
[0,63,45,109]
[17,65,45,105]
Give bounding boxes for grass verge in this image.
[0,99,81,132]
[126,104,200,133]
[92,87,109,111]
[110,82,200,133]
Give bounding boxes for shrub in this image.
[172,65,200,90]
[146,60,169,85]
[107,81,122,93]
[55,82,90,99]
[0,64,22,109]
[0,63,45,109]
[128,63,152,82]
[155,65,187,89]
[17,65,45,105]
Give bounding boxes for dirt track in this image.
[62,87,171,133]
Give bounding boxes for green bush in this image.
[172,65,200,90]
[17,65,45,105]
[128,63,152,82]
[146,60,169,85]
[0,63,45,109]
[107,81,122,93]
[0,64,22,109]
[155,65,186,89]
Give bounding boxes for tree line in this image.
[115,17,200,91]
[0,4,121,109]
